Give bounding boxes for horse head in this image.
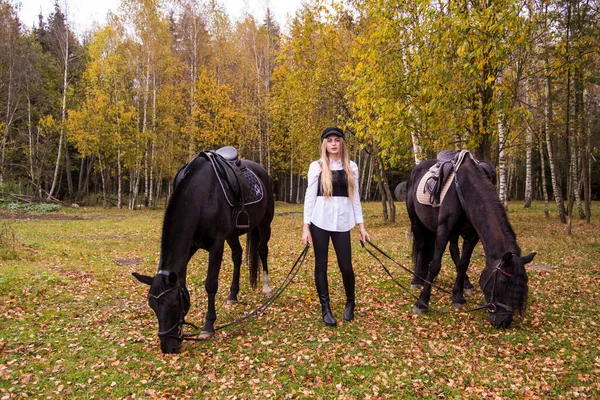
[133,270,190,354]
[479,251,535,328]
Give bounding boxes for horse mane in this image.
[477,171,522,256]
[161,155,206,248]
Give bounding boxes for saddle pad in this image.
[207,153,264,207]
[416,169,455,207]
[241,167,264,206]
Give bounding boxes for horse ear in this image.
[132,272,154,286]
[522,252,536,265]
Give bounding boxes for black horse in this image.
[406,151,535,328]
[409,158,497,295]
[133,150,274,353]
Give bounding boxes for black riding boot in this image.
[320,295,337,327]
[316,270,337,327]
[343,298,355,322]
[340,264,356,322]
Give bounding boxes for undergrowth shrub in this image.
[0,202,61,212]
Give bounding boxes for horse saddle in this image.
[203,147,264,209]
[416,150,470,207]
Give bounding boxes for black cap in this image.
[320,127,344,141]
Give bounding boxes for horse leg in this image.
[458,235,478,296]
[414,228,449,313]
[410,224,434,289]
[449,234,460,268]
[226,237,242,305]
[200,242,224,339]
[258,222,272,297]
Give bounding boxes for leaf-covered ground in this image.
[1,202,599,399]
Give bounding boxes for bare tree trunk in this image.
[583,88,592,223]
[374,150,395,223]
[289,167,293,204]
[63,140,74,198]
[544,75,567,223]
[574,71,585,219]
[366,158,374,201]
[98,154,107,209]
[410,130,424,165]
[117,148,122,209]
[497,114,508,209]
[27,94,39,196]
[537,132,550,218]
[524,121,533,208]
[149,73,157,208]
[48,9,70,200]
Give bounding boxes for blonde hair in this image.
[319,138,355,201]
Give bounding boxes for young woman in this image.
[302,126,370,326]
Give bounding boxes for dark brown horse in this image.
[406,151,535,328]
[133,151,274,353]
[409,158,497,295]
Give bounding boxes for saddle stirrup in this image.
[235,209,250,229]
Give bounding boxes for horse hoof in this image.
[452,302,464,309]
[263,290,273,298]
[464,288,474,295]
[226,299,237,305]
[411,284,422,290]
[199,330,215,340]
[412,305,427,314]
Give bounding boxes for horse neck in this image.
[459,166,520,264]
[157,160,213,285]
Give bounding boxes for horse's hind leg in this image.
[226,237,243,305]
[258,222,272,297]
[200,242,224,339]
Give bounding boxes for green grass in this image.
[1,201,599,398]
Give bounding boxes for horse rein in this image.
[361,240,514,316]
[361,240,451,313]
[154,245,310,342]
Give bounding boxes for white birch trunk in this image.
[410,130,424,165]
[537,131,550,218]
[497,114,508,209]
[524,114,533,208]
[48,10,70,200]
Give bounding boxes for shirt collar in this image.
[329,158,342,167]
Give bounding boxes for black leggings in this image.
[310,224,355,300]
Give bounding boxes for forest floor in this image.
[0,201,599,399]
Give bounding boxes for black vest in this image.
[317,170,349,197]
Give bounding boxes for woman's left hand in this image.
[358,224,370,244]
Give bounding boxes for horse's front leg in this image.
[452,235,479,306]
[226,237,242,305]
[200,242,224,339]
[414,227,449,313]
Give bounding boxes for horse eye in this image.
[499,277,507,285]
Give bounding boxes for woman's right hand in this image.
[302,224,312,246]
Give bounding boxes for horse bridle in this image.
[149,270,198,341]
[474,262,515,315]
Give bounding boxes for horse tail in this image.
[246,228,260,289]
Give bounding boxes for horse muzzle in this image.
[488,311,513,329]
[159,337,182,354]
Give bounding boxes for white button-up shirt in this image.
[303,159,364,232]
